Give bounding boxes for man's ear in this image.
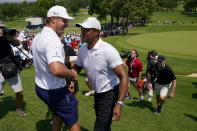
[95,29,100,37]
[51,16,56,24]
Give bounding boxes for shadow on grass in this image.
[36,119,89,131]
[0,96,26,119]
[78,72,86,77]
[62,126,89,131]
[36,119,52,131]
[184,113,197,121]
[127,32,141,36]
[192,93,197,99]
[82,90,90,95]
[192,82,197,88]
[126,101,155,112]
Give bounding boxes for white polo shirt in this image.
[76,39,123,93]
[32,27,66,90]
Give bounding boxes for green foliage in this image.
[0,4,19,21]
[35,0,57,18]
[67,0,80,16]
[156,0,179,11]
[0,0,87,22]
[183,0,197,12]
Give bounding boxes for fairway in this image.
[126,31,197,57]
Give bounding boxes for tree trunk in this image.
[126,15,129,35]
[122,17,126,35]
[116,15,119,25]
[111,14,114,25]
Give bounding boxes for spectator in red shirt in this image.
[69,37,79,49]
[125,49,143,101]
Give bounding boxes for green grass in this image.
[0,67,197,131]
[126,31,197,57]
[103,25,197,75]
[0,25,197,130]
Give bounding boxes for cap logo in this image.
[53,12,58,15]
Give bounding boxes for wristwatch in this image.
[116,101,124,107]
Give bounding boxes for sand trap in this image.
[177,73,197,77]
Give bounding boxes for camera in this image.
[120,50,131,58]
[147,50,158,65]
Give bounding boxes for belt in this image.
[36,84,68,94]
[95,84,119,95]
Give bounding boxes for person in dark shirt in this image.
[147,55,177,114]
[0,28,27,117]
[60,35,79,96]
[144,50,158,101]
[64,44,79,96]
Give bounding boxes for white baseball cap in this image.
[47,5,74,20]
[76,17,101,30]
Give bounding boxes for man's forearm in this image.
[113,65,129,102]
[49,62,75,79]
[138,72,142,81]
[118,75,128,102]
[147,72,151,83]
[171,79,176,94]
[56,66,74,79]
[73,64,82,74]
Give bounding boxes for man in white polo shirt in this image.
[32,6,80,131]
[74,17,128,131]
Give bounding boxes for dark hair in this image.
[131,49,139,57]
[46,17,52,24]
[147,50,158,60]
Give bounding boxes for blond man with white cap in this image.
[74,17,128,131]
[32,5,80,131]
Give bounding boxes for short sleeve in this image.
[45,38,65,64]
[106,44,123,69]
[75,46,83,67]
[168,66,176,80]
[138,61,142,72]
[126,59,129,66]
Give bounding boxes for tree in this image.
[36,0,56,18]
[88,0,156,35]
[88,0,108,21]
[184,0,197,12]
[1,4,20,21]
[67,0,80,16]
[156,0,178,11]
[120,0,156,35]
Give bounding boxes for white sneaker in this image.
[85,90,95,96]
[50,120,53,125]
[148,95,152,101]
[125,96,133,100]
[138,96,144,101]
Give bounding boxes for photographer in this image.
[144,50,158,101]
[125,49,143,101]
[0,27,27,117]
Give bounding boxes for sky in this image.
[0,0,37,3]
